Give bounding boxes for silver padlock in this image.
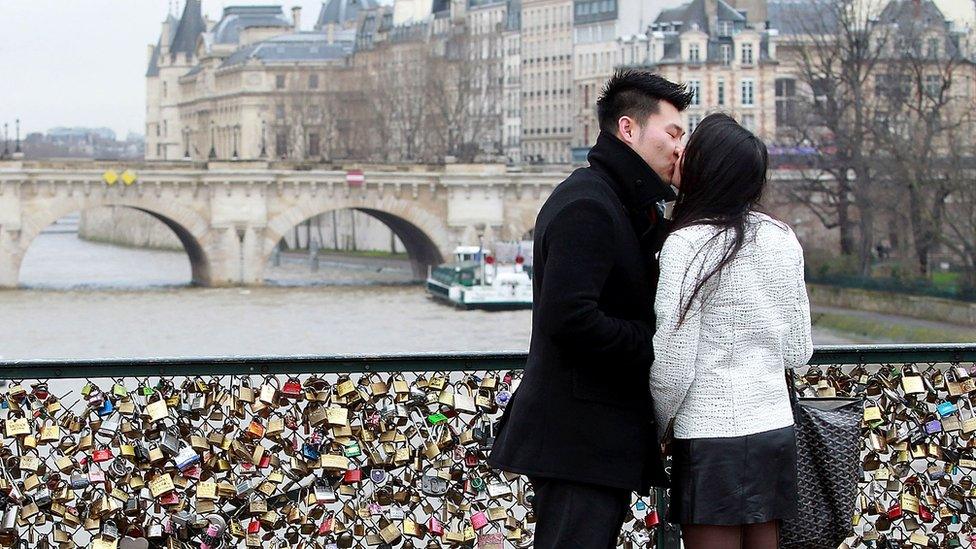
[160,428,180,456]
[1,505,19,532]
[174,446,199,471]
[98,414,120,437]
[102,519,120,541]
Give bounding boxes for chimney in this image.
[292,6,302,31]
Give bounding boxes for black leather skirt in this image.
[667,425,798,526]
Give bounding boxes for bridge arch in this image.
[13,196,213,286]
[262,197,450,279]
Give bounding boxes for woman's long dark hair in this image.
[670,113,769,325]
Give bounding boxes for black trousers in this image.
[529,476,632,549]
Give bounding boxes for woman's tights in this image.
[681,521,780,549]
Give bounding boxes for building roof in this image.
[219,32,355,68]
[315,0,381,29]
[212,6,292,44]
[767,0,836,35]
[879,0,947,26]
[146,13,179,77]
[170,0,206,56]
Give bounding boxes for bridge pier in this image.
[0,229,21,289]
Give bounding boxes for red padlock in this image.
[427,517,444,536]
[343,468,362,484]
[471,511,489,530]
[259,454,271,469]
[247,518,261,534]
[282,378,303,399]
[645,509,660,528]
[919,504,934,522]
[182,465,202,479]
[888,503,903,519]
[317,516,334,535]
[92,448,114,463]
[464,450,479,468]
[159,491,180,506]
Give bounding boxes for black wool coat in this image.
[488,131,676,493]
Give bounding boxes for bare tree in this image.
[777,0,895,274]
[867,0,973,277]
[425,29,504,162]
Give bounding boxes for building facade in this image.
[147,0,975,164]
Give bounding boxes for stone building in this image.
[520,0,574,163]
[502,0,522,163]
[571,0,657,159]
[613,0,784,142]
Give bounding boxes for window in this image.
[925,74,942,97]
[276,104,285,120]
[721,44,732,66]
[309,74,319,89]
[163,121,168,137]
[741,78,755,106]
[688,114,702,133]
[775,78,797,126]
[688,79,701,106]
[275,131,288,158]
[927,38,940,59]
[163,81,168,98]
[718,20,733,37]
[276,74,286,89]
[308,133,320,157]
[689,43,700,63]
[741,42,754,65]
[741,114,755,131]
[717,78,726,106]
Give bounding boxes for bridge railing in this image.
[0,344,973,548]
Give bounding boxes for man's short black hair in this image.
[596,70,693,134]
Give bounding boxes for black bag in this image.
[780,370,862,549]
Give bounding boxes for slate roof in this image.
[767,1,837,35]
[146,13,178,77]
[170,0,206,56]
[315,0,381,29]
[218,32,355,67]
[212,6,292,44]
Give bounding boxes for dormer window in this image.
[689,43,700,63]
[741,42,754,65]
[718,20,733,37]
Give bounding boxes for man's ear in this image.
[617,116,637,145]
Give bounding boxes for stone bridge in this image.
[0,161,561,287]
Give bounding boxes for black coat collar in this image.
[587,131,677,213]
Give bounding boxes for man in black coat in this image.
[488,70,693,548]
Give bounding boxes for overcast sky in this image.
[0,0,971,139]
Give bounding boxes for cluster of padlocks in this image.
[801,363,976,548]
[0,370,665,548]
[2,359,974,548]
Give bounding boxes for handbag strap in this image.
[786,368,800,420]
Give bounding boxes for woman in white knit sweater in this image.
[650,113,813,549]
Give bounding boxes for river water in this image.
[3,226,853,361]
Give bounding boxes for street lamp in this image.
[14,119,21,154]
[259,120,267,159]
[208,120,216,160]
[232,124,240,160]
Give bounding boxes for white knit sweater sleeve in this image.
[650,233,705,437]
[785,232,814,369]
